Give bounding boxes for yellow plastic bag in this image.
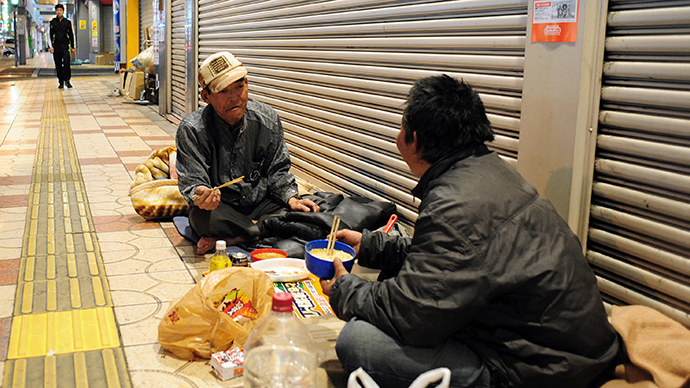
[158,267,275,360]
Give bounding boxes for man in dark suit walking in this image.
[49,3,75,89]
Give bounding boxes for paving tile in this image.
[123,343,188,372]
[114,304,164,346]
[102,246,188,276]
[93,214,162,233]
[0,285,16,319]
[0,316,11,361]
[0,259,19,286]
[0,194,29,208]
[0,176,31,186]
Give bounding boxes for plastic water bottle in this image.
[209,240,231,272]
[243,292,318,388]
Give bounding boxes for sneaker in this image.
[58,82,64,89]
[65,81,72,88]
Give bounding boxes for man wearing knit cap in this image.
[176,52,319,254]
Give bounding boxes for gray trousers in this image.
[335,318,492,388]
[188,198,286,241]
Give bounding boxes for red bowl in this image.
[250,248,288,263]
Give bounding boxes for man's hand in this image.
[288,196,320,213]
[320,257,349,296]
[335,229,362,256]
[49,47,54,54]
[193,186,220,210]
[71,48,75,55]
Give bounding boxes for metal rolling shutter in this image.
[139,0,154,49]
[170,0,187,118]
[197,0,528,222]
[587,1,690,327]
[101,4,114,52]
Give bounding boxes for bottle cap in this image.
[272,292,293,313]
[215,240,226,250]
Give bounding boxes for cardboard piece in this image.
[125,70,145,100]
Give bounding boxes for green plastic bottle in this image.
[209,240,231,272]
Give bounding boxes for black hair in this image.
[402,75,494,164]
[55,3,64,11]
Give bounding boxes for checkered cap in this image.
[198,52,247,93]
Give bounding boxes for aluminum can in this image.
[231,252,249,267]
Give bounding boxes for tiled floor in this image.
[0,75,347,387]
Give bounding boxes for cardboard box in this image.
[210,347,244,381]
[125,70,145,100]
[94,54,105,65]
[102,52,114,65]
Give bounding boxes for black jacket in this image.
[50,16,74,50]
[329,147,620,388]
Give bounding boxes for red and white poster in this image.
[531,0,579,42]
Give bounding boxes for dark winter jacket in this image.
[50,16,74,50]
[176,99,298,208]
[329,146,620,388]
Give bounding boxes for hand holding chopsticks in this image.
[192,176,245,201]
[326,215,341,257]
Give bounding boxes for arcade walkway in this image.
[0,75,346,388]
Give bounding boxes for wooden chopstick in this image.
[212,176,245,190]
[327,215,340,256]
[327,216,337,254]
[192,176,245,200]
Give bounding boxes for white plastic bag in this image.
[347,367,451,388]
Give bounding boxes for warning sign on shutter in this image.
[531,0,578,42]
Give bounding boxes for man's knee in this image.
[335,319,380,368]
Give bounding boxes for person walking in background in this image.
[49,3,75,89]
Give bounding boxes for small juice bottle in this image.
[209,240,231,272]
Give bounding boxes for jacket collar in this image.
[411,144,491,199]
[210,105,245,134]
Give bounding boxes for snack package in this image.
[214,289,259,324]
[211,347,244,381]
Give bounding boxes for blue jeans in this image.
[336,318,491,388]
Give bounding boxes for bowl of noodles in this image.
[304,239,357,279]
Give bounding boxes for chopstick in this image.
[192,176,245,200]
[327,215,340,257]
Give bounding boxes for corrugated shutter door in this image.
[139,0,154,49]
[587,1,690,326]
[170,0,186,118]
[101,4,114,52]
[197,0,528,222]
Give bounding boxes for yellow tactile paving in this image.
[2,83,132,388]
[7,307,120,358]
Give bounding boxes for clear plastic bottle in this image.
[209,240,231,272]
[243,292,318,388]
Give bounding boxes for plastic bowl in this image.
[304,239,357,279]
[250,248,288,263]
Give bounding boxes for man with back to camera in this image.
[49,3,75,89]
[175,52,320,255]
[321,75,620,388]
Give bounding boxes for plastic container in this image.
[243,292,318,388]
[250,248,288,263]
[209,240,231,272]
[304,239,357,279]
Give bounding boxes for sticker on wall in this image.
[92,21,98,37]
[531,0,579,42]
[80,20,86,30]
